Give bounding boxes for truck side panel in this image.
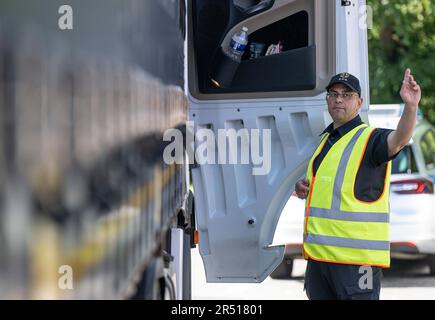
[0,0,188,299]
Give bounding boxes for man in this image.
[295,69,421,300]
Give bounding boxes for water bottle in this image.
[227,26,248,61]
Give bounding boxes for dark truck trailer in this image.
[0,0,193,299]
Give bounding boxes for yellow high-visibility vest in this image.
[303,124,391,268]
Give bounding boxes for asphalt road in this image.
[191,247,435,300]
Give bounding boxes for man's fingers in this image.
[297,192,308,200]
[295,179,310,199]
[404,68,411,80]
[296,179,309,189]
[402,71,419,89]
[296,189,308,195]
[298,183,308,192]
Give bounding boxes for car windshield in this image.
[392,145,418,174]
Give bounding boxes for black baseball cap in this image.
[326,72,361,97]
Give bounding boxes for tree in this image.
[367,0,435,124]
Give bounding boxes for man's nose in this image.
[335,95,344,102]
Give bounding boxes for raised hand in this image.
[400,68,421,108]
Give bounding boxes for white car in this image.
[271,104,435,279]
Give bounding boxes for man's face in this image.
[326,83,363,126]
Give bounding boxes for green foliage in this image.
[367,0,435,124]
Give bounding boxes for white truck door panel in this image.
[187,0,370,282]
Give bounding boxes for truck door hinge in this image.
[341,0,351,6]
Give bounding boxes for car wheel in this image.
[428,255,435,276]
[270,258,293,279]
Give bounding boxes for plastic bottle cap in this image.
[242,27,248,32]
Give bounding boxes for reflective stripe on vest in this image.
[308,207,389,223]
[303,124,391,268]
[304,234,390,251]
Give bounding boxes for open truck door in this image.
[187,0,370,282]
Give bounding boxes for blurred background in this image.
[367,0,435,124]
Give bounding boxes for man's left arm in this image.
[387,68,422,157]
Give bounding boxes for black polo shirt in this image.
[313,115,398,202]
